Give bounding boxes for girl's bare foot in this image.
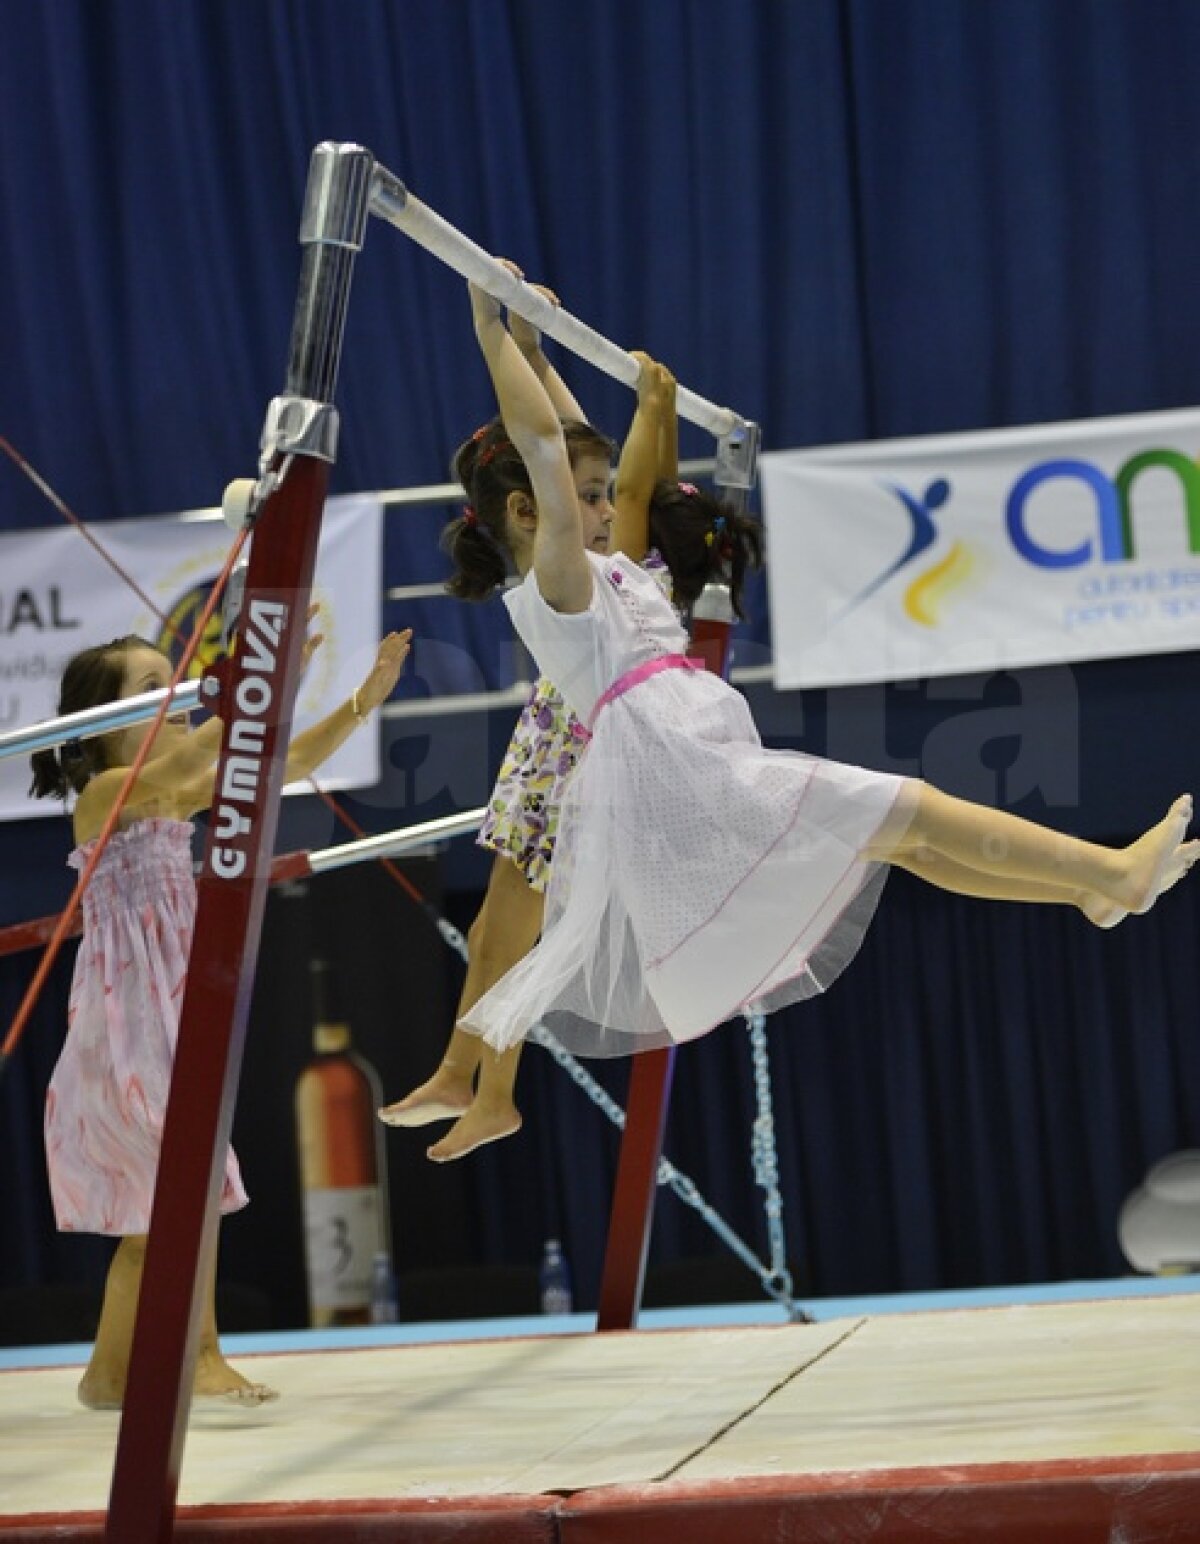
[427,1100,522,1163]
[378,1069,474,1128]
[77,1370,123,1410]
[1111,796,1186,901]
[77,1355,278,1409]
[1118,799,1197,913]
[1081,837,1200,928]
[194,1346,278,1405]
[1080,892,1127,928]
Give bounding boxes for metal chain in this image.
[434,913,806,1319]
[745,1006,796,1304]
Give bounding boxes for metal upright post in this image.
[105,142,374,1544]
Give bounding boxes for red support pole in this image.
[105,455,329,1543]
[596,611,734,1331]
[596,1046,677,1330]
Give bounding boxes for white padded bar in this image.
[369,165,743,441]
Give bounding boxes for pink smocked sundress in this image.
[44,817,248,1236]
[459,551,918,1057]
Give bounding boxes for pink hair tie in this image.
[678,481,699,496]
[462,505,478,528]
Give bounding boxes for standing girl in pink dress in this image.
[31,624,409,1406]
[446,274,1198,1060]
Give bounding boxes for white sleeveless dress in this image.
[459,552,917,1057]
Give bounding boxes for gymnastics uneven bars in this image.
[0,682,204,763]
[105,142,761,1543]
[367,164,761,489]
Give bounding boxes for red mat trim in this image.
[7,1452,1200,1543]
[0,1495,556,1542]
[561,1452,1200,1543]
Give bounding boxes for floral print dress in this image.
[478,550,671,891]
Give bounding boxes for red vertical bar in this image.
[596,616,733,1332]
[596,1047,677,1330]
[105,456,329,1543]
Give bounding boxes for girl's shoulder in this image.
[72,768,190,846]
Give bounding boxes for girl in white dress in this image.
[379,275,761,1154]
[449,277,1198,1058]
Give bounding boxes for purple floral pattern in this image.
[479,550,671,890]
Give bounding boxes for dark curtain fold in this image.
[3,0,1200,1321]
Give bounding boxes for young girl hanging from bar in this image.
[379,265,761,1157]
[30,621,410,1406]
[440,272,1198,1060]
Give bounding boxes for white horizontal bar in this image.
[308,807,487,872]
[381,684,534,720]
[369,165,743,441]
[176,458,720,525]
[0,682,204,762]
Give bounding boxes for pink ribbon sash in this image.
[586,653,704,732]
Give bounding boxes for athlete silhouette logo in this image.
[841,476,976,626]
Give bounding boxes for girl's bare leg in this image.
[192,1237,277,1404]
[79,1231,277,1408]
[871,784,1197,915]
[379,855,545,1161]
[78,1235,146,1409]
[894,849,1123,925]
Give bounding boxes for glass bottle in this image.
[295,957,391,1327]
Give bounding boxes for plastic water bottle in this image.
[539,1238,573,1315]
[369,1250,398,1324]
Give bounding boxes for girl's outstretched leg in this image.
[893,849,1107,919]
[873,784,1197,915]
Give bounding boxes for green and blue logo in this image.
[1006,450,1200,568]
[849,446,1200,627]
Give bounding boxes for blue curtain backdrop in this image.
[3,0,1200,1321]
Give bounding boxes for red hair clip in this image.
[463,505,478,528]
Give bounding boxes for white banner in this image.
[761,406,1200,689]
[0,494,383,822]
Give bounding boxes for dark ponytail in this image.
[443,415,616,602]
[648,482,764,618]
[440,511,511,602]
[28,635,151,801]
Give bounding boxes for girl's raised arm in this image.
[612,354,677,564]
[106,631,410,820]
[469,281,593,615]
[501,269,588,425]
